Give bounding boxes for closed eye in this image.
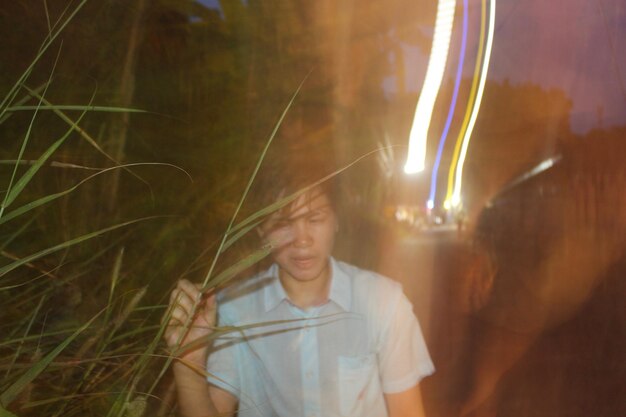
[308,214,326,223]
[273,220,289,228]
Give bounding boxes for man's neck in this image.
[279,263,331,309]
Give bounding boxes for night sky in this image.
[198,0,626,134]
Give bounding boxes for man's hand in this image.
[163,280,238,417]
[163,279,216,365]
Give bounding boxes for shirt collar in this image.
[263,263,287,312]
[263,257,352,313]
[328,258,352,311]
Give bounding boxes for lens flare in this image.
[404,0,457,174]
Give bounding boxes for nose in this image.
[292,220,312,248]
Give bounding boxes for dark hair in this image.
[247,148,339,219]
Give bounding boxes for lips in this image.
[292,256,316,269]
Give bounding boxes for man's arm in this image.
[385,384,427,417]
[164,279,238,417]
[172,360,237,417]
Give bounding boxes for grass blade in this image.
[219,218,263,253]
[5,105,145,113]
[0,216,163,278]
[0,46,62,217]
[4,296,46,379]
[0,405,18,417]
[0,83,47,125]
[2,135,65,210]
[177,312,350,356]
[23,85,155,191]
[202,244,272,292]
[0,313,100,407]
[0,0,89,119]
[104,247,125,326]
[0,163,188,226]
[228,146,389,236]
[199,72,311,290]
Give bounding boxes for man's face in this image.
[258,188,337,283]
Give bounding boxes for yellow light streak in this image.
[451,0,496,206]
[444,0,487,208]
[404,0,456,174]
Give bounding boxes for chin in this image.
[289,269,324,282]
[284,262,327,282]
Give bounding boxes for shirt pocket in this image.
[337,354,381,416]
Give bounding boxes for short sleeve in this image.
[377,292,435,393]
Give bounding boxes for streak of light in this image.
[428,0,469,209]
[497,155,562,196]
[444,0,488,208]
[404,0,457,174]
[451,0,496,208]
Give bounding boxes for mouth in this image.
[292,256,316,269]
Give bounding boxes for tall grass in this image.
[0,1,394,415]
[0,5,342,417]
[0,2,190,416]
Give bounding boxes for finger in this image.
[169,305,191,324]
[178,279,202,300]
[162,292,183,326]
[202,294,217,326]
[205,293,216,308]
[163,285,195,322]
[169,288,195,317]
[164,319,184,346]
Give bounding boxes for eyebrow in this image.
[307,208,329,216]
[271,205,331,223]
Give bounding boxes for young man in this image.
[164,160,434,417]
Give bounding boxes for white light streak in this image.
[404,0,456,174]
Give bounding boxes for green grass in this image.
[0,7,326,416]
[0,1,394,415]
[1,3,202,415]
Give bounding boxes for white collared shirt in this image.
[207,258,435,417]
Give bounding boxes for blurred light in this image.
[533,156,559,173]
[451,0,496,204]
[427,199,435,210]
[499,155,562,193]
[445,0,488,203]
[428,0,469,208]
[450,193,462,208]
[404,0,456,174]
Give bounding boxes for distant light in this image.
[404,0,456,175]
[427,199,435,210]
[450,193,462,208]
